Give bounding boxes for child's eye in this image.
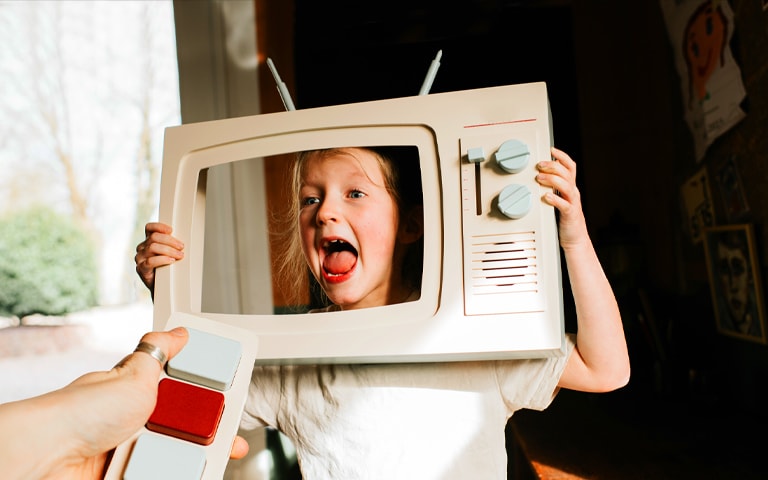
[301,196,320,207]
[349,190,366,199]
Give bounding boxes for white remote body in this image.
[104,312,259,480]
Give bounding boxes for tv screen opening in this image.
[154,83,565,365]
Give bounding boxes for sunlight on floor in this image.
[0,302,154,404]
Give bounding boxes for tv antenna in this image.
[266,57,296,111]
[418,50,442,95]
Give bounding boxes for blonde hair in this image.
[274,146,422,309]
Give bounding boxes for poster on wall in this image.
[660,0,747,161]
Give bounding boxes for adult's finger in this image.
[115,327,189,374]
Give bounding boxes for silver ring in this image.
[134,341,168,367]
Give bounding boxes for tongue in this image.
[323,251,357,274]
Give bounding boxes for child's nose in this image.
[316,199,339,225]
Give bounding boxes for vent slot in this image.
[470,231,538,296]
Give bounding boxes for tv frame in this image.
[154,82,565,364]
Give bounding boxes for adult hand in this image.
[1,327,249,480]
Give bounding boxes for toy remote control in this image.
[104,312,259,480]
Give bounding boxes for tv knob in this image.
[494,139,530,173]
[497,184,532,219]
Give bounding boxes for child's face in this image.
[298,148,401,310]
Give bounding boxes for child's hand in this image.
[540,148,630,392]
[535,147,589,251]
[134,222,185,293]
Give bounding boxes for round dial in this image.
[497,184,532,219]
[494,139,530,174]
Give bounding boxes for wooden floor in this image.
[507,389,767,479]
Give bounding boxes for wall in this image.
[705,2,768,259]
[686,0,768,414]
[572,0,768,415]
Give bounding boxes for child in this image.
[135,146,630,479]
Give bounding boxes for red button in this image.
[147,378,225,445]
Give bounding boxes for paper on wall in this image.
[660,0,747,161]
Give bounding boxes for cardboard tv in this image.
[154,82,565,364]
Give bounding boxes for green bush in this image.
[0,207,99,319]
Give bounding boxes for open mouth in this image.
[322,239,358,277]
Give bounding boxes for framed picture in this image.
[716,157,750,222]
[681,166,714,244]
[703,224,767,344]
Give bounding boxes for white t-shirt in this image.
[240,334,574,480]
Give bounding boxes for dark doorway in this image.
[293,0,581,158]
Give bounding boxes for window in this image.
[0,0,180,402]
